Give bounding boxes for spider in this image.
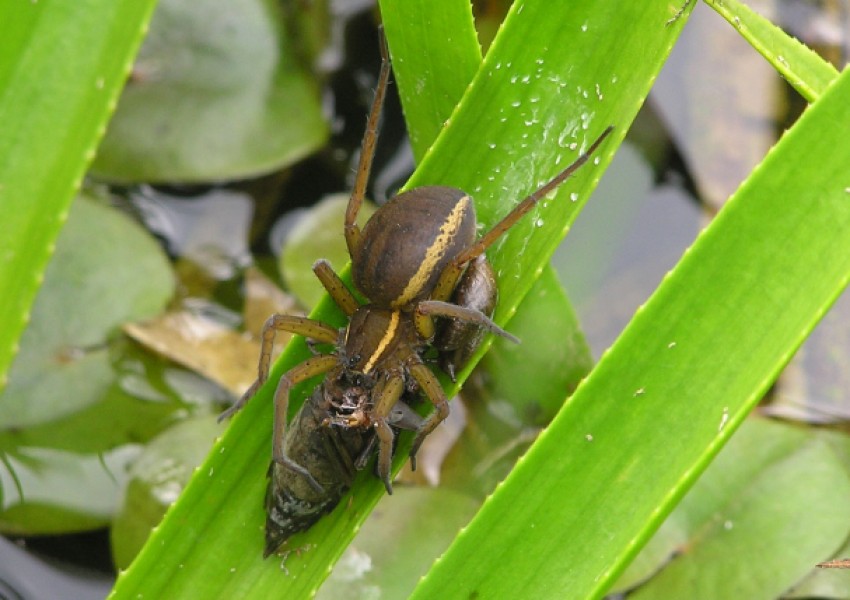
[221,30,613,495]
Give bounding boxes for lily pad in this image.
[90,0,328,183]
[0,444,140,535]
[0,191,175,533]
[613,417,850,598]
[279,194,375,309]
[0,192,174,429]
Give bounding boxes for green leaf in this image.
[111,415,225,569]
[0,194,175,534]
[381,0,480,162]
[704,0,838,101]
[90,0,328,183]
[0,194,174,429]
[0,0,159,393]
[614,418,850,596]
[411,59,850,600]
[479,267,592,425]
[316,487,479,599]
[791,509,850,597]
[0,445,139,535]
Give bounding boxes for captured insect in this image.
[220,29,613,553]
[263,370,422,557]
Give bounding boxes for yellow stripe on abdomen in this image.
[395,195,470,306]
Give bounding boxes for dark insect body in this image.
[220,29,613,556]
[435,255,498,380]
[263,372,421,557]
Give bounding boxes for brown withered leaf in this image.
[125,311,260,396]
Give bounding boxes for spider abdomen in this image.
[352,186,477,307]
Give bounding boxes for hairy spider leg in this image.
[406,358,450,469]
[344,27,390,260]
[429,125,615,304]
[218,314,339,421]
[270,356,340,493]
[369,373,405,493]
[312,259,360,316]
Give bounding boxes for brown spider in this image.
[221,30,612,495]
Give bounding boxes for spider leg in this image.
[313,259,360,316]
[345,27,390,259]
[406,359,449,471]
[424,127,613,310]
[218,314,338,421]
[370,373,404,494]
[271,356,340,495]
[450,126,614,267]
[417,300,519,344]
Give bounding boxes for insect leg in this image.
[353,435,378,470]
[387,399,425,431]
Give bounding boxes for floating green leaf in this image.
[0,193,175,534]
[615,418,850,597]
[91,0,328,183]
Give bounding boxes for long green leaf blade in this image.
[381,0,480,161]
[0,0,159,390]
[412,64,850,599]
[705,0,838,101]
